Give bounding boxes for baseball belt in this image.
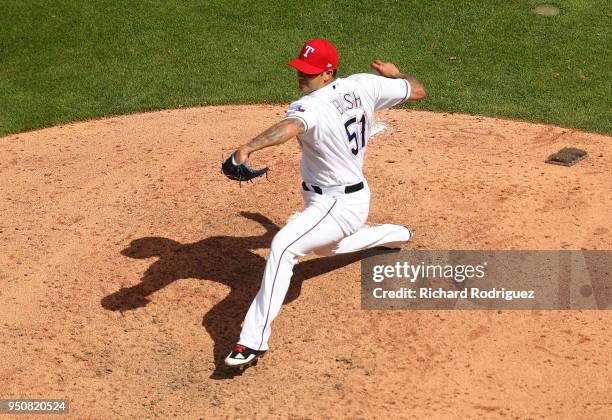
[302,181,364,195]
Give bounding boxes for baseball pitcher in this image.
[222,38,426,369]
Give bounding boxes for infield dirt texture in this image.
[1,106,611,417]
[1,1,611,419]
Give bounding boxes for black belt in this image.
[302,181,364,195]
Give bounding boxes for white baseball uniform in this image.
[239,73,413,351]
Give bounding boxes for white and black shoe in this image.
[224,344,266,369]
[404,225,414,242]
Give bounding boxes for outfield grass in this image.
[1,0,610,136]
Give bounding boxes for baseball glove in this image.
[221,152,268,183]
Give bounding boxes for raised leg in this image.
[315,223,412,256]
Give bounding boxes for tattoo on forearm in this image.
[245,119,304,152]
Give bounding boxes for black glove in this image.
[221,152,268,182]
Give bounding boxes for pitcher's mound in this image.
[1,105,611,418]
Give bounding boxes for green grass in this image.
[1,0,610,136]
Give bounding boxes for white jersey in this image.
[283,73,411,187]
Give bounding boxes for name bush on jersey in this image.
[286,90,362,119]
[331,91,362,116]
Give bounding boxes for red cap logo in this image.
[287,39,338,75]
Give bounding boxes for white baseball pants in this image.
[238,182,411,351]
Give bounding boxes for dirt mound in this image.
[1,106,611,418]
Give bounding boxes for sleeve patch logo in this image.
[288,103,306,113]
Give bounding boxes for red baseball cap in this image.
[287,39,339,75]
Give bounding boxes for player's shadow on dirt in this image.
[101,211,361,379]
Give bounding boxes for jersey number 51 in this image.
[344,114,367,156]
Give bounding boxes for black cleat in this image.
[224,344,267,370]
